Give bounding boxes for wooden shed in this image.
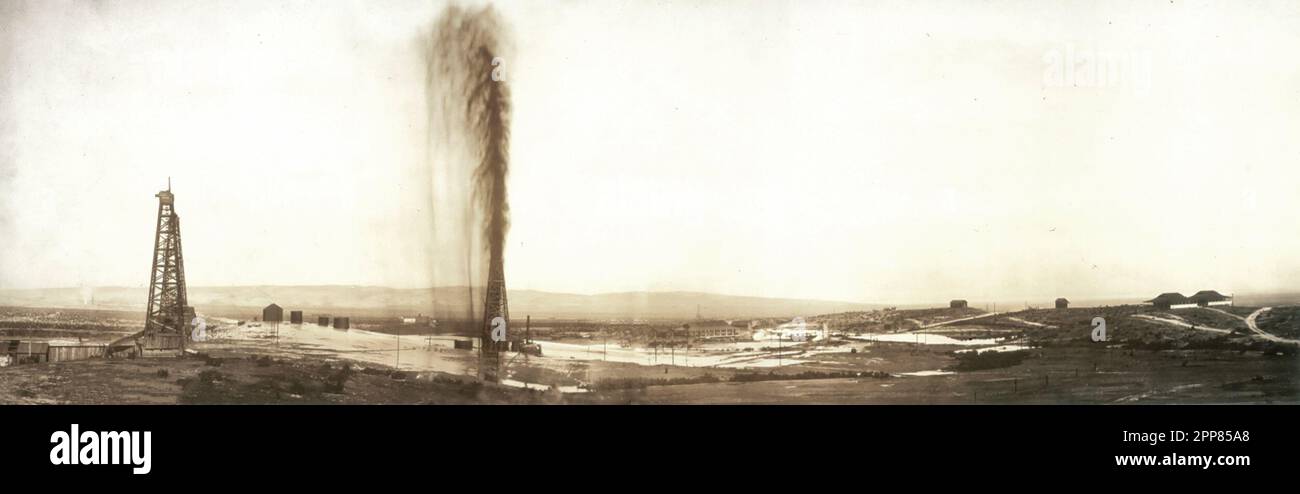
[263,303,284,323]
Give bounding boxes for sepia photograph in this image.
[1,0,1298,479]
[3,0,1299,406]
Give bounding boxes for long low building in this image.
[2,341,108,366]
[1,340,48,365]
[1146,293,1197,310]
[1147,290,1232,310]
[1188,290,1232,307]
[686,321,742,339]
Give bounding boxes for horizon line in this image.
[1,284,1285,307]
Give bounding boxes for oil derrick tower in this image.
[479,255,508,382]
[143,182,189,351]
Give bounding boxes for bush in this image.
[196,369,224,384]
[323,364,352,393]
[156,369,170,378]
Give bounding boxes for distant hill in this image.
[0,286,883,320]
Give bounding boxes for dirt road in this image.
[1129,314,1232,334]
[919,312,1003,329]
[1245,307,1300,344]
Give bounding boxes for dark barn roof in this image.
[1189,290,1230,303]
[1146,292,1191,304]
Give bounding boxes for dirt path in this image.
[1245,307,1300,344]
[918,312,1002,329]
[1006,316,1056,329]
[1129,314,1232,334]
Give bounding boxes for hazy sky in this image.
[2,0,1298,304]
